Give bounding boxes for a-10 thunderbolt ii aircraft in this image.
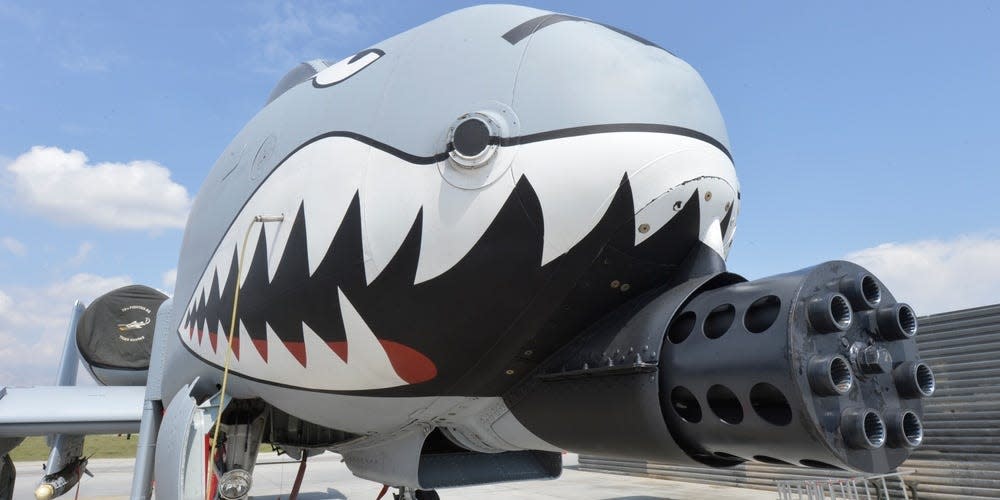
[0,4,936,500]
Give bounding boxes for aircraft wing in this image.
[0,386,145,437]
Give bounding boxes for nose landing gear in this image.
[390,486,440,500]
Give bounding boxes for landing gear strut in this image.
[0,455,14,500]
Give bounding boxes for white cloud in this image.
[846,234,1000,315]
[6,146,191,230]
[1,237,26,256]
[162,268,177,291]
[67,241,94,267]
[0,273,132,386]
[54,273,134,307]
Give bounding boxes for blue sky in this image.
[1,1,998,384]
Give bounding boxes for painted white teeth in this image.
[360,150,429,284]
[515,137,628,265]
[298,139,369,276]
[263,214,290,282]
[413,172,518,284]
[236,320,266,373]
[337,288,406,387]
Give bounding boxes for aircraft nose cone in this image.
[511,14,730,155]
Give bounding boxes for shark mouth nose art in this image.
[178,126,737,393]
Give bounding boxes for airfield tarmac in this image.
[12,453,775,499]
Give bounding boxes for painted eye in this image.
[448,114,499,169]
[313,48,384,87]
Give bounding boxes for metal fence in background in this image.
[776,470,914,500]
[579,303,1000,499]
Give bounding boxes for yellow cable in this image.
[206,215,280,500]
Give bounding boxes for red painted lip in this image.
[379,340,438,384]
[325,339,438,384]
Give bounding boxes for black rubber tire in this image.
[415,490,440,500]
[0,455,14,500]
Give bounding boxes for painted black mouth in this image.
[182,173,704,396]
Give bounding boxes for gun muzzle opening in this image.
[808,293,853,333]
[887,410,924,448]
[861,275,882,307]
[915,363,936,396]
[877,303,918,340]
[809,355,854,396]
[843,409,886,449]
[895,361,935,398]
[864,411,887,448]
[839,273,883,311]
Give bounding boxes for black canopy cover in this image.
[76,285,168,370]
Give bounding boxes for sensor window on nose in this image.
[453,118,491,157]
[448,114,501,169]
